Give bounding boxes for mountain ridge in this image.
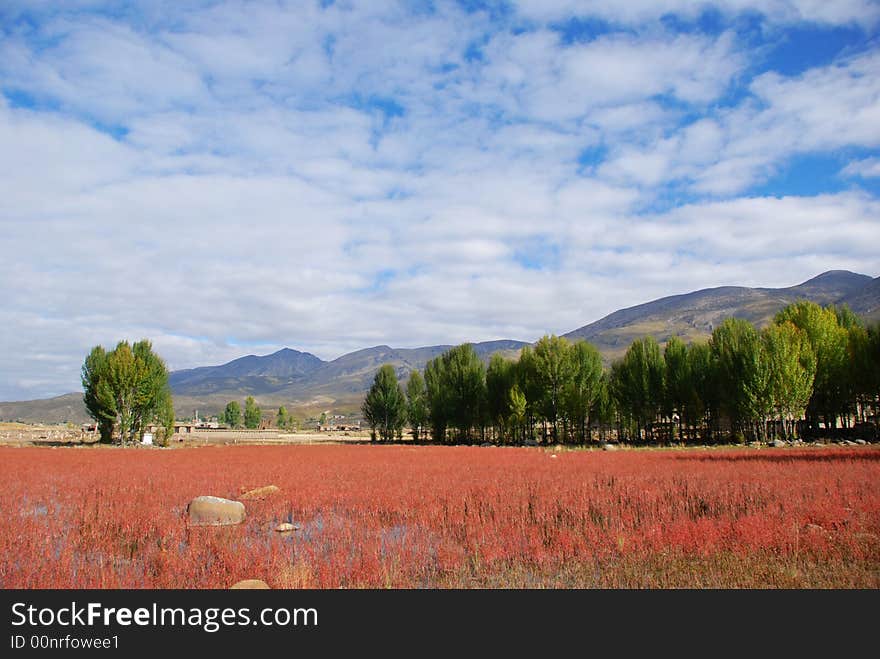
[2,270,877,423]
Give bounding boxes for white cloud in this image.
[0,1,878,400]
[842,157,880,179]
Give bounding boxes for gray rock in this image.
[770,439,786,448]
[602,443,617,451]
[187,496,246,526]
[855,439,867,445]
[274,522,300,533]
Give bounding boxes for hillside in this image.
[562,270,874,361]
[837,276,880,323]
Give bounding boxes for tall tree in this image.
[244,396,261,429]
[224,401,242,428]
[762,321,816,439]
[405,370,428,441]
[424,357,448,443]
[711,318,770,439]
[610,336,665,441]
[775,301,849,431]
[508,384,528,445]
[81,339,172,445]
[362,364,406,442]
[664,337,690,443]
[486,354,515,443]
[531,335,574,442]
[563,340,603,443]
[686,342,718,442]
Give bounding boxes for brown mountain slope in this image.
[562,270,874,362]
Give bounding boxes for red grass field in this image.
[1,444,877,588]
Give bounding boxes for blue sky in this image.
[1,0,879,400]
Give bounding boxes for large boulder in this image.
[239,485,280,501]
[187,496,246,526]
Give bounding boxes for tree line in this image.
[362,301,880,445]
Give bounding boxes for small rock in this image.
[187,496,246,526]
[855,439,867,445]
[230,579,270,589]
[770,439,786,448]
[550,454,558,459]
[524,439,538,447]
[602,443,617,451]
[480,442,492,447]
[274,522,300,533]
[239,485,280,501]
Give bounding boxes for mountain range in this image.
[2,270,877,424]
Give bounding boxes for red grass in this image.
[1,445,877,588]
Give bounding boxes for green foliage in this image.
[405,370,428,441]
[486,354,515,441]
[276,405,293,430]
[531,335,574,440]
[563,340,603,442]
[244,396,261,429]
[710,318,769,433]
[362,364,406,442]
[685,341,718,440]
[610,336,665,440]
[224,401,241,428]
[156,395,175,447]
[359,301,874,445]
[762,321,816,436]
[775,301,850,428]
[424,344,487,443]
[424,358,447,442]
[81,339,172,445]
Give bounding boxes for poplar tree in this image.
[81,339,172,445]
[362,364,406,442]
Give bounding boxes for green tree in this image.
[81,339,172,446]
[224,401,242,428]
[405,370,428,441]
[849,324,880,426]
[362,364,406,442]
[664,337,690,443]
[610,336,665,441]
[444,344,487,443]
[486,354,515,443]
[686,342,718,442]
[531,335,575,442]
[508,384,527,444]
[424,358,448,443]
[775,301,849,431]
[276,405,292,430]
[244,396,261,429]
[762,321,816,439]
[156,393,176,447]
[563,340,603,443]
[710,318,770,440]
